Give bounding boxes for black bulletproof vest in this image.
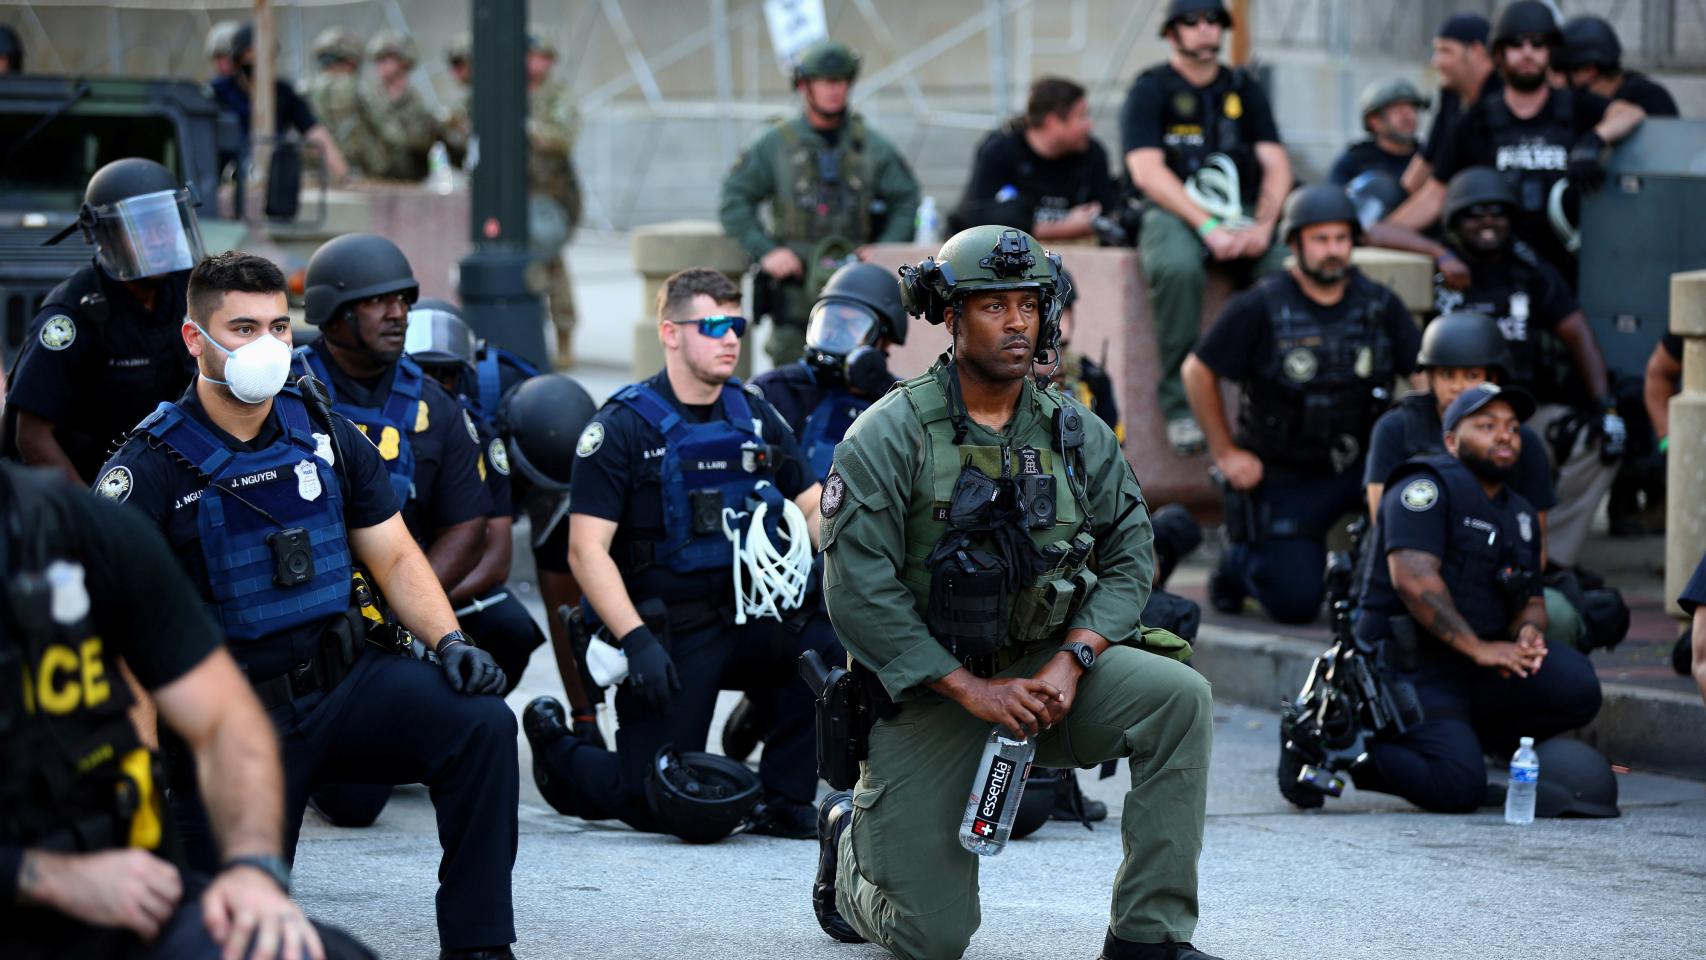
[1432,246,1548,390]
[1239,271,1396,472]
[1144,64,1259,203]
[1483,90,1578,277]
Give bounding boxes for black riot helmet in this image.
[1534,739,1621,818]
[806,262,907,397]
[1279,184,1360,246]
[1008,767,1064,841]
[498,373,597,495]
[404,298,476,370]
[1161,0,1232,37]
[643,746,762,844]
[0,24,23,73]
[1560,16,1621,73]
[60,158,205,281]
[1492,1,1561,51]
[303,233,419,327]
[1443,166,1518,227]
[1417,312,1511,380]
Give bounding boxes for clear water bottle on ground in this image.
[428,142,455,195]
[959,726,1036,856]
[915,195,941,246]
[1505,736,1539,825]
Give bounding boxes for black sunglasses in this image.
[1176,13,1227,28]
[671,314,748,339]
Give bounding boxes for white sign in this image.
[764,0,829,75]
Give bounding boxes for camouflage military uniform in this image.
[358,81,440,181]
[442,86,471,167]
[308,71,368,170]
[719,115,920,366]
[525,80,582,362]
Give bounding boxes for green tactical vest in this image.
[770,114,874,251]
[894,366,1097,650]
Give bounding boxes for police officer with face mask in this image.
[91,252,519,959]
[1368,167,1621,570]
[524,267,832,842]
[1283,384,1601,812]
[1385,1,1645,287]
[5,158,201,485]
[813,224,1216,960]
[1183,184,1422,624]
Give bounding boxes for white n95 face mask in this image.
[193,320,293,404]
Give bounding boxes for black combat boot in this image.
[812,791,866,943]
[523,696,575,815]
[1100,930,1225,960]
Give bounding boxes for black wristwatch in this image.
[1058,641,1096,672]
[224,854,292,894]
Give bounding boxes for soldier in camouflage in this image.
[358,29,441,182]
[719,40,921,366]
[307,27,368,174]
[440,33,472,166]
[524,27,582,368]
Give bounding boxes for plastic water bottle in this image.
[428,142,455,195]
[959,726,1036,856]
[915,195,941,246]
[1505,736,1539,825]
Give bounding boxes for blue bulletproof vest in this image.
[796,365,870,482]
[612,380,778,574]
[140,393,352,642]
[473,346,539,427]
[296,347,423,506]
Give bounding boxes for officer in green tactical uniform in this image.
[813,225,1219,960]
[719,40,921,366]
[440,34,473,165]
[306,27,367,172]
[358,30,441,182]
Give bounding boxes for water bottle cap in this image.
[1519,736,1534,747]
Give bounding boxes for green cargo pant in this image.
[836,644,1213,960]
[1140,206,1287,422]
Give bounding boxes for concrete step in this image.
[1191,620,1706,782]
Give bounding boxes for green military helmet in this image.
[793,40,859,84]
[899,225,1066,359]
[366,28,418,66]
[446,32,472,66]
[527,27,557,59]
[311,26,361,68]
[1359,77,1429,123]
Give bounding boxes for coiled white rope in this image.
[1184,153,1253,230]
[723,482,813,625]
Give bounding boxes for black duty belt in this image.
[250,657,331,710]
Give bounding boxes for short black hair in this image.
[1025,77,1086,129]
[188,250,288,323]
[657,267,741,322]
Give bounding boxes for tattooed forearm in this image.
[1418,589,1477,651]
[1390,549,1475,650]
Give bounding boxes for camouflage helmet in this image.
[205,20,240,59]
[366,28,418,66]
[794,40,859,84]
[899,225,1066,360]
[1359,78,1429,123]
[311,26,362,68]
[526,27,557,58]
[446,32,472,66]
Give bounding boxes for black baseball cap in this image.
[1437,13,1491,46]
[1443,383,1536,432]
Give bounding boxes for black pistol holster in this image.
[799,649,884,790]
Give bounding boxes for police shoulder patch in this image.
[489,437,510,476]
[462,409,480,443]
[1400,477,1439,512]
[40,315,77,351]
[821,471,845,518]
[576,421,605,458]
[96,465,133,502]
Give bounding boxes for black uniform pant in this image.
[1353,641,1603,813]
[173,650,519,951]
[1222,464,1363,623]
[536,612,839,829]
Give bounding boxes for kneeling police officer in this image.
[0,460,371,959]
[1288,384,1602,812]
[525,267,832,841]
[814,225,1219,960]
[1183,184,1422,624]
[93,252,520,959]
[6,158,201,484]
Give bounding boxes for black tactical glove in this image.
[620,624,680,714]
[1568,132,1607,193]
[437,631,506,695]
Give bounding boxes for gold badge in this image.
[1223,91,1243,120]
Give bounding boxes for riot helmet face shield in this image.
[86,188,204,281]
[805,300,880,358]
[404,305,478,369]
